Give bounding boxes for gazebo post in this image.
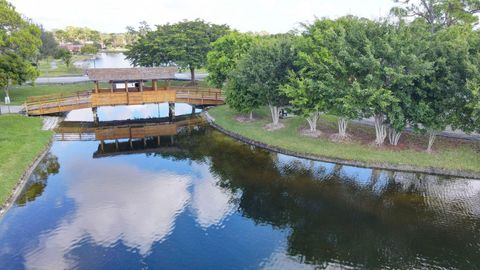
[94,80,99,93]
[140,80,144,92]
[110,80,114,93]
[125,80,129,92]
[153,80,157,91]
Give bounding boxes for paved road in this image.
[35,72,208,84]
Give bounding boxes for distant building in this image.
[59,43,84,53]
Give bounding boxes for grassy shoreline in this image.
[3,82,94,105]
[0,115,52,207]
[208,106,480,174]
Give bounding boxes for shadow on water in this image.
[1,109,479,269]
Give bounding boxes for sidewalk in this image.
[0,105,23,115]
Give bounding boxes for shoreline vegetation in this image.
[207,106,480,177]
[0,115,52,209]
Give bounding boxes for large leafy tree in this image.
[0,0,41,104]
[39,26,58,60]
[126,19,230,84]
[289,18,363,138]
[206,32,258,88]
[226,37,297,126]
[391,0,480,31]
[411,25,480,151]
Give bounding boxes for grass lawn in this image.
[2,83,94,105]
[37,55,91,77]
[208,106,480,173]
[0,115,52,206]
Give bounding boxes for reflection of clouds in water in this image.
[24,160,191,269]
[64,103,198,122]
[393,173,480,217]
[23,157,238,269]
[190,162,239,229]
[260,251,316,270]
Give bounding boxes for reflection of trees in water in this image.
[163,127,480,269]
[17,153,60,206]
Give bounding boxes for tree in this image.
[39,26,59,59]
[226,37,297,126]
[281,75,325,132]
[391,0,480,31]
[291,18,363,138]
[56,48,72,67]
[411,25,480,151]
[206,32,258,88]
[81,44,99,55]
[0,0,41,104]
[126,19,230,84]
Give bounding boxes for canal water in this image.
[0,105,479,269]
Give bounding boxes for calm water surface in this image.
[0,105,479,269]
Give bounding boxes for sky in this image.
[9,0,396,33]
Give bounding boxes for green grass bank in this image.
[208,106,480,174]
[0,115,52,206]
[2,82,93,105]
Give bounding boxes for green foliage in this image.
[81,44,99,54]
[39,26,59,59]
[206,32,258,88]
[0,0,41,102]
[126,19,230,83]
[281,73,325,119]
[391,0,480,30]
[411,25,480,134]
[55,48,72,67]
[53,26,102,44]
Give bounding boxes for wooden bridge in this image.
[25,67,224,116]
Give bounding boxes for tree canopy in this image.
[0,0,41,103]
[126,19,230,84]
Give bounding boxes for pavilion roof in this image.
[87,67,177,81]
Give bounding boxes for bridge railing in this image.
[25,90,91,112]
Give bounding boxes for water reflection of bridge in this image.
[55,115,204,158]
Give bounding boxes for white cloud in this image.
[9,0,395,33]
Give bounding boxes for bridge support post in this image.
[168,102,175,122]
[92,107,99,125]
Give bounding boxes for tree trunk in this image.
[306,111,320,131]
[4,85,10,104]
[374,114,387,145]
[249,111,253,120]
[190,67,195,85]
[337,117,348,138]
[268,105,281,126]
[427,129,438,152]
[388,127,402,146]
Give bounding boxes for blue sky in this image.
[9,0,396,33]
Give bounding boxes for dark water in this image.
[1,106,480,269]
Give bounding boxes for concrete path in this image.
[34,72,208,84]
[42,116,61,130]
[0,105,23,115]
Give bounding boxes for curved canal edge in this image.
[202,112,480,179]
[0,138,53,219]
